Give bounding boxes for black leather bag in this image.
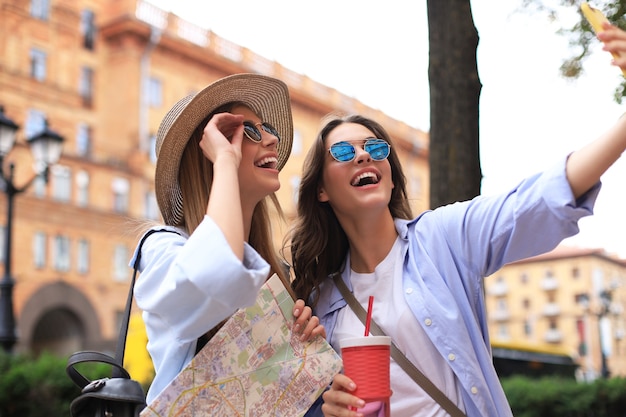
[65,230,171,417]
[66,351,146,417]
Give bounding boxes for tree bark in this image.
[427,0,483,209]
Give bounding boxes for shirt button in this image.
[471,386,478,394]
[405,288,413,294]
[424,318,432,326]
[448,353,456,361]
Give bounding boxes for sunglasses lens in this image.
[260,123,281,142]
[365,139,390,161]
[243,122,262,142]
[329,142,356,162]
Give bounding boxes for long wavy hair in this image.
[288,114,412,306]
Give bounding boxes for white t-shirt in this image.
[333,237,465,416]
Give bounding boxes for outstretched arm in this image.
[566,114,626,198]
[566,23,626,198]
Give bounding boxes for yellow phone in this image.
[580,2,626,76]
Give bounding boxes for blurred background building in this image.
[0,0,428,362]
[0,0,623,384]
[485,247,626,381]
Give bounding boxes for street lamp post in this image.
[579,290,615,380]
[0,106,64,353]
[598,290,612,379]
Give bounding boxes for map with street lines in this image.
[140,273,342,417]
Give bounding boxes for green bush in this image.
[502,375,626,417]
[0,350,111,417]
[3,350,626,416]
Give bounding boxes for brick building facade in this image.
[0,0,429,356]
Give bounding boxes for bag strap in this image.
[114,229,179,376]
[66,229,180,385]
[66,351,131,388]
[332,273,467,417]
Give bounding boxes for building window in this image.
[575,293,590,307]
[292,128,303,156]
[80,9,96,50]
[523,319,532,336]
[30,0,50,20]
[410,175,422,201]
[113,244,129,281]
[576,318,587,356]
[77,238,89,274]
[290,175,300,206]
[30,48,47,81]
[25,109,46,139]
[33,231,46,269]
[497,324,509,339]
[549,318,558,330]
[76,123,92,157]
[572,267,580,279]
[51,165,71,202]
[112,177,129,213]
[79,67,94,106]
[33,175,46,198]
[149,133,157,163]
[53,235,71,272]
[145,191,159,220]
[522,298,530,309]
[147,77,162,107]
[520,272,529,284]
[75,170,89,207]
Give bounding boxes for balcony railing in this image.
[544,329,563,343]
[491,309,510,322]
[541,277,559,291]
[488,282,508,297]
[543,302,561,317]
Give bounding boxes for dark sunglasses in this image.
[328,138,391,162]
[243,121,281,143]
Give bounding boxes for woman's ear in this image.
[318,185,329,202]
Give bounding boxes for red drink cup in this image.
[340,336,392,416]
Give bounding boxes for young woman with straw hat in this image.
[130,74,325,405]
[288,23,626,416]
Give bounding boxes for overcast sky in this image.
[146,0,626,258]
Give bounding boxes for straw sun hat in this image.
[154,73,293,226]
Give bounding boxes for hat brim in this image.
[155,73,293,225]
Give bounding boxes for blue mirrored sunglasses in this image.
[328,138,391,162]
[243,121,281,143]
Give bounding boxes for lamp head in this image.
[27,119,64,173]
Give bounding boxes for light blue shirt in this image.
[129,216,270,404]
[312,157,599,417]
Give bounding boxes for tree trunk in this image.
[427,0,482,209]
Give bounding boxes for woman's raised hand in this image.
[199,112,244,166]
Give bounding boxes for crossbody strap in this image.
[333,273,466,417]
[114,229,179,376]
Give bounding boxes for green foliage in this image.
[3,350,626,416]
[502,375,626,417]
[525,0,626,102]
[0,350,110,417]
